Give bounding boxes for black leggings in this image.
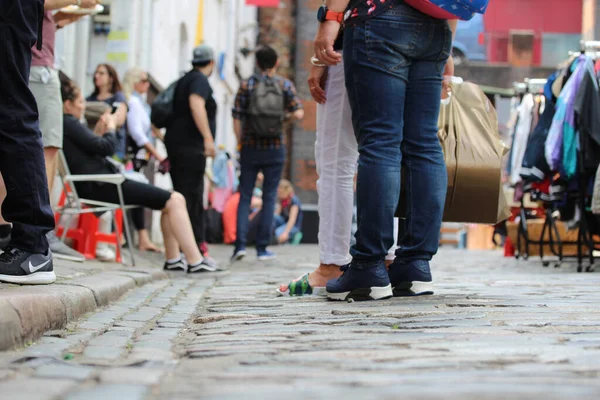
[77,179,171,212]
[131,162,148,232]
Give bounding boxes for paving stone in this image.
[83,346,125,360]
[99,367,166,385]
[156,322,185,329]
[63,273,136,307]
[0,377,76,400]
[35,363,95,380]
[65,384,149,400]
[113,320,148,329]
[133,341,173,351]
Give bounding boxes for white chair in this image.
[54,150,136,266]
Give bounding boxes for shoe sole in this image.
[164,266,186,271]
[188,265,218,273]
[52,252,86,263]
[231,252,246,263]
[0,271,57,285]
[392,281,434,297]
[327,284,393,301]
[258,255,277,261]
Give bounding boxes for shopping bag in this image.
[397,81,511,224]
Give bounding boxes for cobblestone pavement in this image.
[2,246,600,399]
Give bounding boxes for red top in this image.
[31,11,56,67]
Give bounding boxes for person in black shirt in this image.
[165,45,217,265]
[60,77,215,273]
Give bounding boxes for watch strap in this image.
[325,10,344,23]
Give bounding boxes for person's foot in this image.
[138,242,162,253]
[202,255,219,270]
[46,231,86,262]
[278,263,343,295]
[188,259,218,273]
[0,247,56,285]
[388,259,434,297]
[326,262,392,301]
[257,249,276,261]
[164,258,187,271]
[96,244,116,262]
[231,248,247,263]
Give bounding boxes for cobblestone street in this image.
[1,246,600,399]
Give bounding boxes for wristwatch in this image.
[317,5,344,24]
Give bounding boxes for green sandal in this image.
[276,273,325,297]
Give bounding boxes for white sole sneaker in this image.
[0,271,57,285]
[327,284,393,301]
[53,252,86,263]
[392,281,434,297]
[231,250,247,263]
[258,254,277,261]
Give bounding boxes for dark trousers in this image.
[0,0,54,254]
[235,147,284,251]
[168,148,206,244]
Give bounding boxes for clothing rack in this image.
[510,58,600,272]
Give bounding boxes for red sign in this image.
[246,0,279,7]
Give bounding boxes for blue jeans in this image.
[235,146,284,252]
[344,4,451,268]
[273,215,301,242]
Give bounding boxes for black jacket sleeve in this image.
[64,116,119,157]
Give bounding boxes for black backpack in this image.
[248,76,285,138]
[151,79,179,129]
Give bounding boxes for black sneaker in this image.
[388,260,434,297]
[326,262,392,301]
[0,247,56,285]
[46,231,85,262]
[188,259,218,273]
[164,259,187,271]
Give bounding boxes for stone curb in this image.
[0,268,168,351]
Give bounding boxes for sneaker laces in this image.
[0,247,22,263]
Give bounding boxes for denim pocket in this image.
[365,18,422,71]
[435,21,453,75]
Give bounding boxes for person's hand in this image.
[53,12,84,28]
[308,65,328,104]
[442,56,454,99]
[204,138,216,158]
[278,231,290,244]
[104,113,117,132]
[79,0,99,8]
[314,21,342,66]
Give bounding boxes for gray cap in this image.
[192,45,214,65]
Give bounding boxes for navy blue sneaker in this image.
[257,249,276,261]
[231,248,247,263]
[326,263,392,301]
[388,260,434,297]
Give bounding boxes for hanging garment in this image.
[574,58,600,174]
[510,93,535,185]
[563,57,591,178]
[545,56,586,174]
[505,96,520,177]
[520,97,556,182]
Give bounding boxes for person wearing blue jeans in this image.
[231,45,304,262]
[314,0,457,301]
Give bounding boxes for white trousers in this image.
[315,61,398,265]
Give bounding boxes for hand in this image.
[314,21,342,66]
[54,12,84,28]
[105,114,117,132]
[79,0,99,8]
[204,138,216,158]
[308,65,328,104]
[441,56,454,99]
[278,231,290,244]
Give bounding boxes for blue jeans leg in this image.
[234,161,259,252]
[397,61,448,262]
[344,5,451,269]
[256,161,283,251]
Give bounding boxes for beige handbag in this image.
[397,80,511,224]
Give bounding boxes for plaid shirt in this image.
[232,73,302,150]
